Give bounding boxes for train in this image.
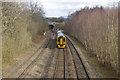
[57,30,66,49]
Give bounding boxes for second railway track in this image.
[66,36,90,80]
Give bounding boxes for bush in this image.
[2,2,48,63]
[65,6,118,71]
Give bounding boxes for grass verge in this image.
[67,33,118,78]
[2,35,45,74]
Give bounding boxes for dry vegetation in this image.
[2,2,48,69]
[65,6,118,72]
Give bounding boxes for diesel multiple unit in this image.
[57,31,66,49]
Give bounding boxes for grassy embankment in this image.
[65,6,118,75]
[2,2,48,73]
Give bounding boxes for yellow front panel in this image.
[57,36,66,48]
[58,45,65,48]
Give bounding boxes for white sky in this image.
[38,0,119,17]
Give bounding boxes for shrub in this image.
[65,6,118,71]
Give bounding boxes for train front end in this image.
[57,31,66,49]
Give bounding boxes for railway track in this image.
[66,36,90,79]
[3,33,51,78]
[3,34,90,79]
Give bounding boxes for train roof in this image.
[57,31,62,34]
[57,30,65,37]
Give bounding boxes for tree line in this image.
[65,6,118,72]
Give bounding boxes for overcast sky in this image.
[38,0,119,17]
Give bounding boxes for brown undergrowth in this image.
[2,2,48,73]
[65,6,118,73]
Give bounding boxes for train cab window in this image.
[63,38,65,42]
[58,38,60,42]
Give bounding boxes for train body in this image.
[57,31,66,48]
